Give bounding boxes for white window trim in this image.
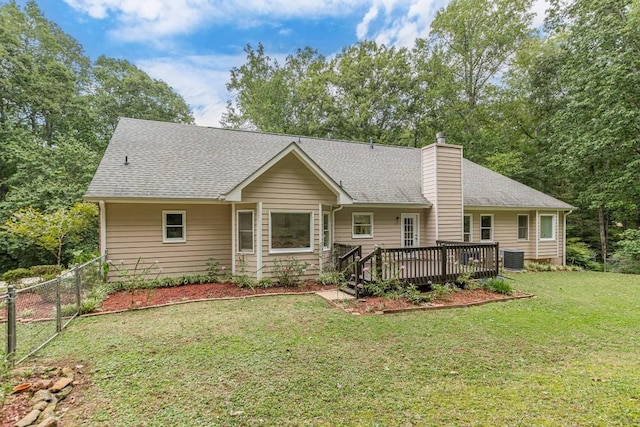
[352,212,374,239]
[162,210,186,243]
[517,214,529,241]
[237,210,255,254]
[463,214,473,242]
[539,214,556,241]
[268,210,314,254]
[322,212,331,251]
[480,214,494,242]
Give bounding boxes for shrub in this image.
[80,297,101,314]
[483,278,513,295]
[317,270,345,286]
[60,303,78,317]
[30,264,62,278]
[271,257,308,287]
[256,277,274,288]
[363,278,432,305]
[206,258,230,283]
[429,283,458,299]
[1,268,32,284]
[610,229,640,274]
[232,274,256,289]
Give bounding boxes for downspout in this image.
[331,205,344,245]
[256,202,263,279]
[231,203,236,274]
[564,210,573,265]
[556,210,560,261]
[535,209,539,259]
[99,200,107,258]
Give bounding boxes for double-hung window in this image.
[163,211,186,243]
[352,213,373,238]
[323,212,331,251]
[270,211,313,253]
[463,215,472,242]
[480,214,493,242]
[237,210,254,253]
[517,214,529,241]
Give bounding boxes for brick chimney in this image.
[421,132,464,243]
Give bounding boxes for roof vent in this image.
[436,132,446,144]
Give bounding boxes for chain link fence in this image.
[1,254,107,365]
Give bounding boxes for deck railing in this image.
[333,243,361,282]
[336,241,500,289]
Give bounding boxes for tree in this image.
[4,202,98,266]
[540,0,640,258]
[91,56,194,141]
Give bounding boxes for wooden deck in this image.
[335,241,500,290]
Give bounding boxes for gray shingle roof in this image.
[85,118,574,210]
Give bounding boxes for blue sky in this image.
[19,0,548,127]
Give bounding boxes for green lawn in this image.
[26,272,640,425]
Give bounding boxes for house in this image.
[85,118,574,281]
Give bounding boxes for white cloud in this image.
[136,54,247,127]
[64,0,370,43]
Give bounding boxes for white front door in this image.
[401,213,420,247]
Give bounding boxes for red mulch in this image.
[99,281,337,312]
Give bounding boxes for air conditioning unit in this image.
[502,249,524,270]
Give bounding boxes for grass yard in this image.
[24,272,640,425]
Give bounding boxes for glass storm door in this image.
[401,214,419,247]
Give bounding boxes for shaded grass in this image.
[29,272,640,426]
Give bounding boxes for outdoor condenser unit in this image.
[502,249,525,270]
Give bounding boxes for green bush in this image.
[566,239,599,270]
[483,278,513,295]
[271,257,308,287]
[1,267,32,284]
[318,270,345,286]
[30,264,62,278]
[256,277,274,288]
[80,297,101,314]
[610,229,640,274]
[363,278,432,305]
[60,303,78,317]
[429,283,458,299]
[232,274,256,289]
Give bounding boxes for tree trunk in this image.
[598,205,608,263]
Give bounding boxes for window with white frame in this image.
[539,214,556,240]
[269,211,313,253]
[480,214,493,241]
[463,214,472,242]
[163,211,186,243]
[352,212,373,238]
[517,214,529,241]
[237,210,254,253]
[323,212,330,251]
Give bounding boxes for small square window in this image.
[352,213,373,238]
[163,211,186,243]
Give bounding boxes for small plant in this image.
[483,278,513,295]
[19,308,34,319]
[456,258,479,286]
[206,257,230,283]
[30,264,62,278]
[80,297,101,314]
[256,277,274,288]
[60,303,78,317]
[108,257,161,308]
[232,274,256,289]
[318,270,345,286]
[429,283,458,299]
[271,257,308,287]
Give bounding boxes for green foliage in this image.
[271,257,308,287]
[565,238,601,270]
[30,264,62,278]
[317,270,345,286]
[80,297,101,314]
[206,257,230,283]
[482,278,513,295]
[610,229,640,274]
[429,283,458,299]
[1,267,32,284]
[231,274,256,289]
[4,202,98,265]
[363,278,432,305]
[60,303,78,317]
[256,277,274,288]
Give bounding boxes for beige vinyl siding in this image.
[465,209,565,264]
[334,207,427,256]
[421,143,463,242]
[105,203,232,279]
[242,153,337,278]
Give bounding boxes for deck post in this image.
[440,244,448,283]
[495,242,500,277]
[375,247,382,281]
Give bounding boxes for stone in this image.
[33,401,48,411]
[53,385,72,401]
[14,409,40,427]
[36,418,58,427]
[31,390,54,404]
[49,377,72,392]
[32,379,53,391]
[61,367,74,380]
[37,405,56,424]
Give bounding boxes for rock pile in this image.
[10,366,77,427]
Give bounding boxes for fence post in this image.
[495,242,500,277]
[6,285,16,366]
[440,244,448,283]
[74,264,81,313]
[55,278,62,333]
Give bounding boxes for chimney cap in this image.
[436,132,446,144]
